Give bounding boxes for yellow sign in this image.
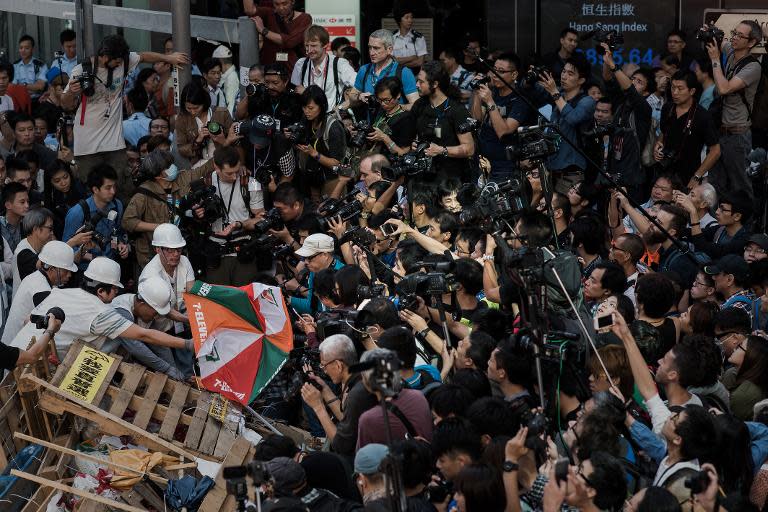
[59,348,115,403]
[208,393,229,422]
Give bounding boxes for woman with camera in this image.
[44,159,86,240]
[175,81,233,168]
[295,85,347,201]
[366,77,417,159]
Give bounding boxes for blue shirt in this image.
[123,112,151,147]
[63,196,124,266]
[699,84,716,110]
[479,89,532,176]
[547,92,595,171]
[291,258,345,315]
[49,55,78,79]
[354,60,417,98]
[13,58,48,97]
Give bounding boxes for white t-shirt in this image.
[65,52,141,156]
[291,54,357,109]
[139,254,195,334]
[210,172,264,236]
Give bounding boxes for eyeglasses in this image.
[692,280,712,288]
[717,205,733,214]
[610,240,628,253]
[304,252,323,262]
[377,96,396,104]
[576,463,594,488]
[730,30,751,40]
[746,246,767,255]
[319,359,339,370]
[493,68,513,74]
[40,224,54,231]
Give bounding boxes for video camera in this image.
[506,126,559,161]
[180,179,226,223]
[317,192,364,227]
[696,25,725,46]
[458,180,525,233]
[83,209,117,248]
[245,82,268,99]
[380,142,433,181]
[592,28,624,55]
[351,350,402,398]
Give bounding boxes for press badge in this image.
[174,321,185,334]
[276,52,289,62]
[248,179,260,192]
[498,106,507,116]
[274,119,281,130]
[434,126,442,138]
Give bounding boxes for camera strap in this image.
[215,173,238,226]
[385,401,418,438]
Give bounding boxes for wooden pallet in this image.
[34,341,242,462]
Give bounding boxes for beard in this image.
[643,228,667,245]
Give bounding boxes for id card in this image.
[274,119,281,131]
[276,52,289,62]
[434,126,442,138]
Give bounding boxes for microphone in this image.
[517,120,553,134]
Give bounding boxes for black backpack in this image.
[301,56,343,106]
[709,54,759,129]
[360,62,408,102]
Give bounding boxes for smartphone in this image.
[555,458,570,484]
[381,223,398,238]
[594,312,615,333]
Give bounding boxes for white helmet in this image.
[212,45,232,59]
[152,223,186,249]
[137,277,172,315]
[38,241,78,272]
[83,257,123,288]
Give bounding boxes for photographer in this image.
[122,149,214,267]
[205,146,264,286]
[471,52,533,182]
[536,58,596,192]
[289,233,345,315]
[411,60,476,182]
[0,310,61,371]
[295,85,347,200]
[300,334,377,459]
[705,20,764,197]
[240,63,302,128]
[234,114,296,193]
[654,70,720,189]
[365,77,417,158]
[60,34,189,180]
[290,25,357,110]
[599,43,652,197]
[175,81,233,168]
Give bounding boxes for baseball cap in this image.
[238,115,275,147]
[295,234,335,258]
[747,233,768,252]
[46,67,69,84]
[704,254,750,282]
[354,443,389,475]
[266,457,306,494]
[212,45,233,59]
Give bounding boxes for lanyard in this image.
[216,173,237,226]
[432,98,450,125]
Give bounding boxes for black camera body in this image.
[523,65,548,86]
[380,142,433,181]
[594,28,625,55]
[350,121,374,148]
[253,208,285,236]
[696,26,725,46]
[506,129,559,161]
[206,121,223,136]
[82,209,115,248]
[357,283,386,300]
[657,148,678,170]
[77,72,96,97]
[29,307,66,330]
[246,82,268,99]
[469,76,490,90]
[581,122,630,139]
[428,479,453,504]
[331,163,357,178]
[459,179,525,232]
[181,180,226,223]
[318,195,364,227]
[283,347,323,399]
[684,470,711,494]
[338,225,376,247]
[284,122,309,145]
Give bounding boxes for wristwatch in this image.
[609,64,618,73]
[417,327,431,340]
[692,174,705,182]
[551,92,562,101]
[487,104,497,112]
[261,27,270,37]
[441,146,449,157]
[503,460,519,472]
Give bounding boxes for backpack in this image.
[723,294,763,331]
[709,54,759,129]
[301,55,343,106]
[658,246,712,273]
[750,54,768,130]
[360,61,407,102]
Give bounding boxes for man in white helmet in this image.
[213,45,239,113]
[9,257,192,357]
[3,240,78,343]
[112,277,187,380]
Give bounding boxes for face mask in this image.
[164,164,179,181]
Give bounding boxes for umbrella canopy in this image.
[185,281,293,405]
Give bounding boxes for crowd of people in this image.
[1,0,768,511]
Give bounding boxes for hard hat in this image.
[137,277,172,315]
[38,241,78,272]
[212,45,233,59]
[84,257,124,288]
[152,223,186,249]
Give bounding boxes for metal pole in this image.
[75,0,96,58]
[172,0,192,107]
[238,16,260,100]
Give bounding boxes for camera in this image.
[318,193,364,226]
[245,82,267,98]
[283,347,322,400]
[657,148,678,170]
[684,470,711,494]
[331,163,357,178]
[428,479,453,504]
[459,180,525,233]
[77,72,96,97]
[315,309,373,342]
[83,210,117,248]
[506,129,559,161]
[696,25,725,46]
[397,268,458,300]
[469,76,490,90]
[284,122,309,145]
[380,142,433,181]
[593,28,624,55]
[180,179,226,223]
[350,121,375,148]
[206,121,223,136]
[380,222,399,238]
[237,233,283,263]
[29,307,66,330]
[338,226,376,247]
[253,208,285,236]
[357,283,386,300]
[520,409,549,448]
[580,122,630,139]
[223,461,271,487]
[523,65,548,86]
[54,51,64,59]
[457,117,480,134]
